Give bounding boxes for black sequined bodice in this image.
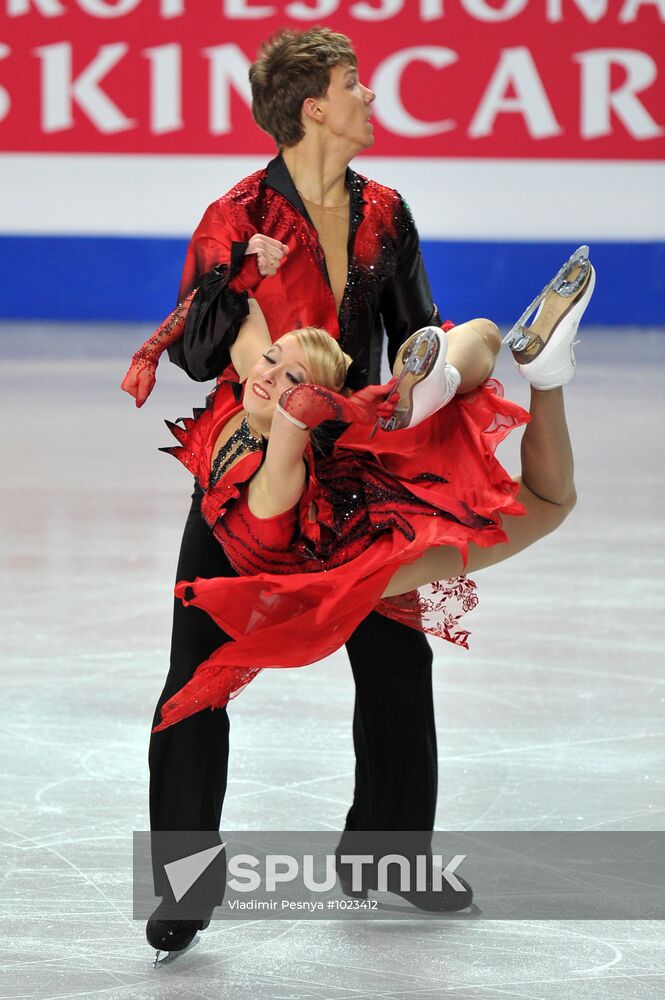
[209,415,263,487]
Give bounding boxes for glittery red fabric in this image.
[179,167,341,343]
[153,378,529,732]
[175,156,442,382]
[277,381,398,430]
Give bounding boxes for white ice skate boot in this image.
[504,245,596,390]
[373,326,461,435]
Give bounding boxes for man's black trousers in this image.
[148,491,438,888]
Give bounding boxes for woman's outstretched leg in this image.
[386,319,501,431]
[519,385,575,507]
[382,247,595,596]
[381,384,577,597]
[446,318,502,392]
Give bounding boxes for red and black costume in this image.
[153,375,527,733]
[167,154,439,384]
[148,154,505,888]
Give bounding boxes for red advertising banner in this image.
[0,1,663,159]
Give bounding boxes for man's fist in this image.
[245,234,289,277]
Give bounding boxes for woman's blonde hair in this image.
[293,327,352,392]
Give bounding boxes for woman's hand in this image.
[120,290,195,407]
[344,378,401,425]
[245,234,289,278]
[229,298,272,384]
[277,378,401,430]
[120,356,157,408]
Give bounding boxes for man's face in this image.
[318,63,375,152]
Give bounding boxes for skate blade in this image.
[368,328,440,439]
[153,934,201,967]
[503,245,590,351]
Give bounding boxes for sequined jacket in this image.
[167,154,442,386]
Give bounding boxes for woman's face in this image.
[244,334,310,430]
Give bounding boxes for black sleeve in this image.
[379,199,443,370]
[167,242,250,381]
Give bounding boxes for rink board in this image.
[2,154,663,325]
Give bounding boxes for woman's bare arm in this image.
[229,298,272,383]
[247,380,401,520]
[247,410,310,519]
[231,299,311,518]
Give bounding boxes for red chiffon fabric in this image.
[153,377,529,732]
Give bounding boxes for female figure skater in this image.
[123,246,594,734]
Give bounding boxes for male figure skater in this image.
[124,26,477,956]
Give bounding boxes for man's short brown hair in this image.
[250,27,358,149]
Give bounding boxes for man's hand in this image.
[245,234,289,277]
[120,357,157,408]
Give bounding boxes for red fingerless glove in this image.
[130,288,196,374]
[276,379,400,430]
[121,290,198,405]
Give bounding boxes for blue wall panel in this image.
[1,236,662,326]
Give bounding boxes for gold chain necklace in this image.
[299,191,350,215]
